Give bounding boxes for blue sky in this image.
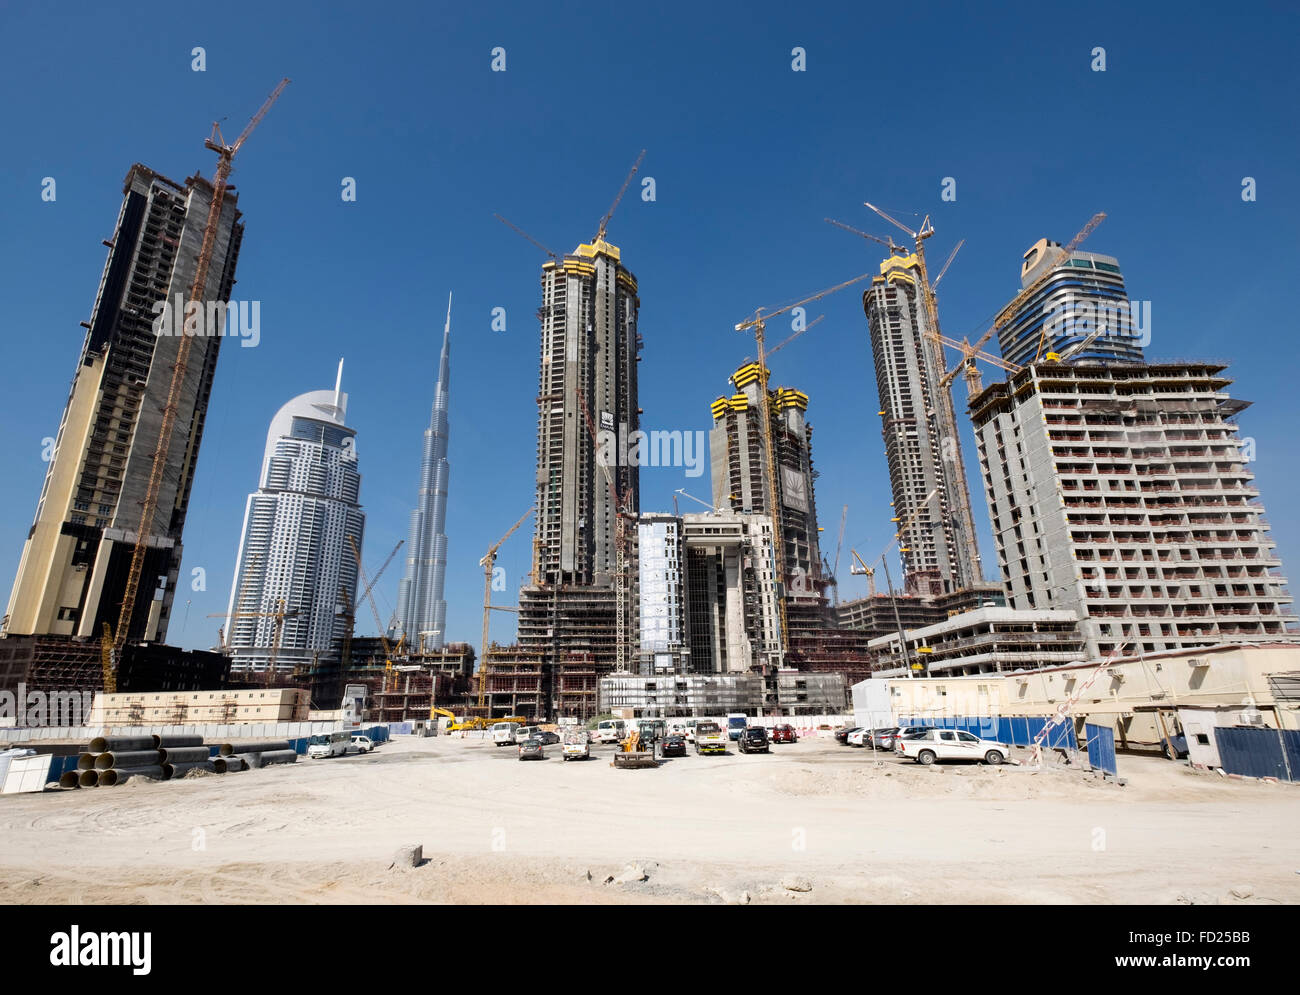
[2,1,1298,652]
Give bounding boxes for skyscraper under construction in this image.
[513,234,642,712]
[863,251,981,596]
[4,164,242,644]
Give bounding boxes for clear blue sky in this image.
[2,1,1298,652]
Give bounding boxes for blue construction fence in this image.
[44,724,394,779]
[900,715,1078,751]
[1214,726,1300,781]
[1084,723,1118,776]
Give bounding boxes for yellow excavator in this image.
[429,707,525,733]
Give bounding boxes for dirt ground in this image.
[1,735,1297,905]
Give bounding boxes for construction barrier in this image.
[899,715,1078,750]
[1213,726,1300,781]
[1084,723,1118,776]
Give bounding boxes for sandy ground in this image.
[1,735,1297,905]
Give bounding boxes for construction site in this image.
[1,30,1298,918]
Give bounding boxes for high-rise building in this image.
[970,361,1296,659]
[709,362,824,600]
[224,364,365,677]
[997,239,1146,368]
[862,252,981,596]
[4,164,243,643]
[513,236,642,713]
[393,295,453,653]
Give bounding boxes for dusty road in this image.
[1,735,1296,904]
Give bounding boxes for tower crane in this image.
[494,213,559,260]
[848,549,877,597]
[207,598,301,686]
[742,313,824,366]
[594,149,646,242]
[478,506,534,709]
[829,505,848,607]
[864,201,982,587]
[347,535,404,693]
[674,488,722,513]
[734,270,874,660]
[111,78,289,686]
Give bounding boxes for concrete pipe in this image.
[158,746,210,764]
[88,736,155,753]
[153,734,204,749]
[218,740,290,757]
[95,750,161,770]
[228,752,262,769]
[162,760,216,780]
[77,769,100,788]
[258,750,298,767]
[77,752,99,771]
[59,771,81,789]
[98,766,163,786]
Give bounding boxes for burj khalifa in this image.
[394,294,452,652]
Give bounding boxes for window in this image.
[957,732,979,743]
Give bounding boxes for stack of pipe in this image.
[73,736,164,787]
[218,741,296,769]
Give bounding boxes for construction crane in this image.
[206,599,300,685]
[478,506,534,709]
[735,270,875,659]
[575,387,634,674]
[824,217,906,256]
[829,505,848,606]
[100,623,116,695]
[594,149,646,242]
[848,549,876,597]
[674,487,722,513]
[742,313,824,366]
[348,535,402,694]
[864,201,982,587]
[494,213,559,260]
[113,78,289,676]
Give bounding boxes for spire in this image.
[333,357,344,411]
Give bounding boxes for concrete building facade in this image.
[5,164,243,644]
[970,361,1296,660]
[863,253,980,595]
[224,369,364,678]
[867,606,1086,677]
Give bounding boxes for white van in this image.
[308,730,350,759]
[492,722,520,747]
[595,719,626,744]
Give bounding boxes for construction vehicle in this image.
[112,79,289,688]
[611,727,659,769]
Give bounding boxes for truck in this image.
[562,726,590,761]
[725,713,748,741]
[594,719,627,744]
[695,720,727,755]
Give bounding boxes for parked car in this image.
[834,726,863,746]
[695,720,727,755]
[771,724,797,744]
[350,735,375,754]
[896,728,1009,766]
[868,727,901,750]
[738,726,770,754]
[660,734,687,758]
[846,728,872,747]
[518,738,545,761]
[537,730,561,745]
[893,726,936,749]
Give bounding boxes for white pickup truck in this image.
[896,728,1010,766]
[562,728,590,761]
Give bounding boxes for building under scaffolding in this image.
[0,634,230,696]
[296,636,473,715]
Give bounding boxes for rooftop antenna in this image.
[334,357,344,412]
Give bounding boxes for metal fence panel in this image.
[1085,723,1117,776]
[1214,727,1298,781]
